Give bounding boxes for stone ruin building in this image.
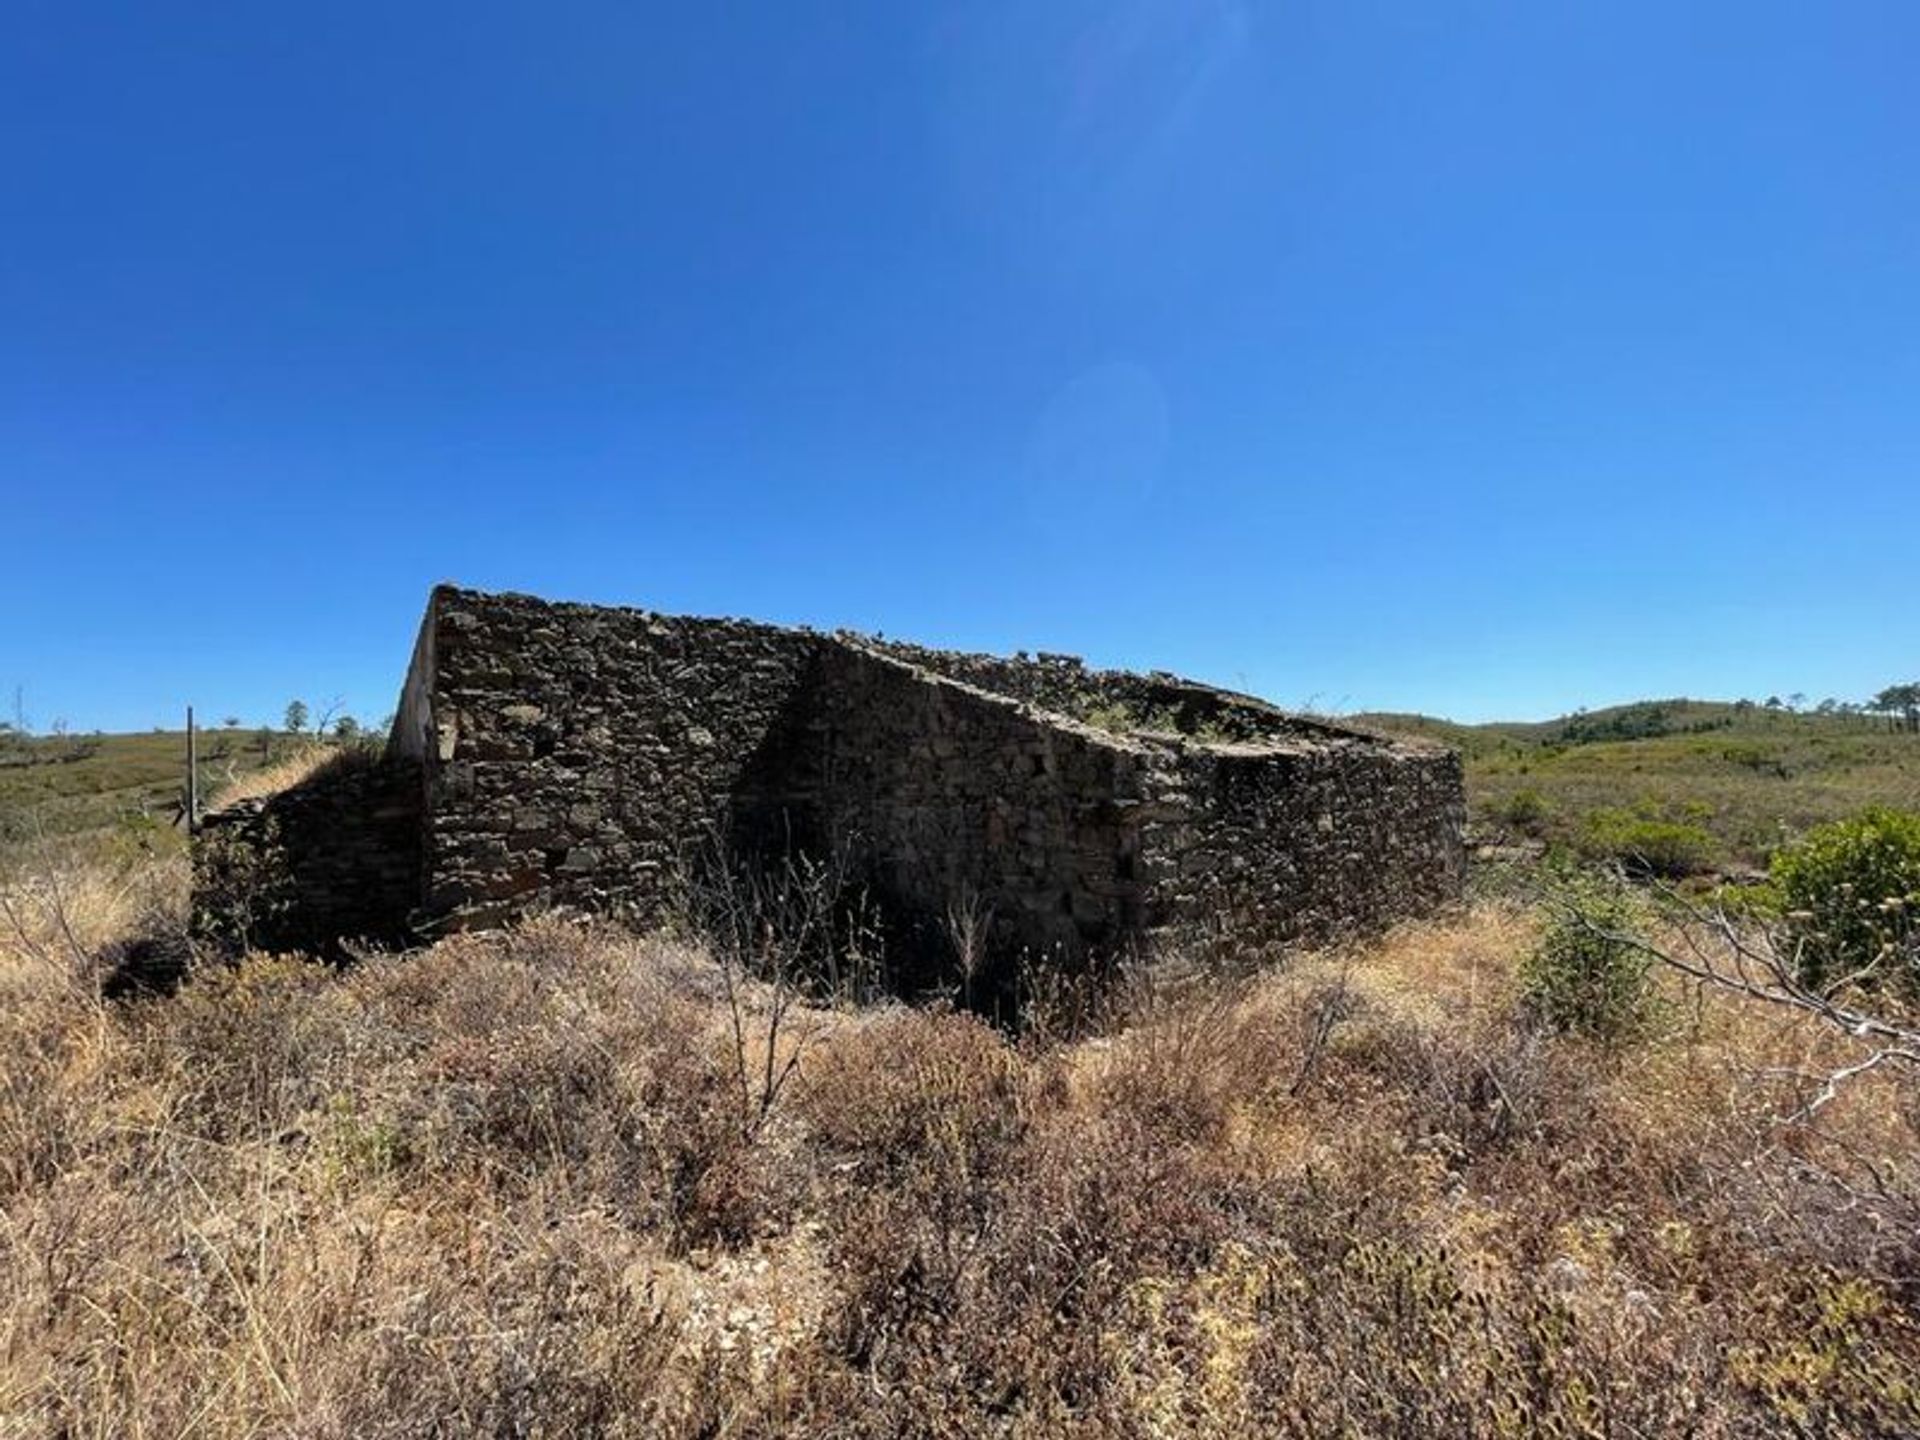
[194,585,1465,999]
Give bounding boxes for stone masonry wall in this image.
[407,590,1170,977]
[1135,741,1466,963]
[406,588,1463,979]
[795,644,1156,989]
[864,640,1466,959]
[192,755,422,958]
[193,585,1467,989]
[417,588,824,933]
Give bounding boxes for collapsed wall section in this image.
[192,755,422,958]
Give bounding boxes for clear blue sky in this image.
[4,2,1915,732]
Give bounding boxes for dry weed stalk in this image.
[943,884,993,1012]
[679,829,877,1136]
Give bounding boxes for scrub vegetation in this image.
[1359,697,1920,874]
[2,841,1917,1435]
[2,700,1917,1435]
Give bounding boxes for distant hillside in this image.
[1353,701,1920,869]
[1354,697,1901,749]
[0,727,289,849]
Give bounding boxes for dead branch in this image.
[1548,873,1920,1114]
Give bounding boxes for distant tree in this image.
[221,714,241,729]
[333,715,361,740]
[1764,696,1784,710]
[1787,692,1808,713]
[1815,698,1839,716]
[1559,703,1673,746]
[1873,683,1920,733]
[310,696,346,737]
[283,699,309,734]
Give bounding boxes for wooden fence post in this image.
[186,705,199,833]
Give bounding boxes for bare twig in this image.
[678,826,877,1136]
[1546,872,1920,1115]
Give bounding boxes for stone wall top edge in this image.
[420,583,1455,761]
[856,638,1445,758]
[855,639,1441,758]
[828,639,1162,759]
[428,583,818,643]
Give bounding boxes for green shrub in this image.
[1704,876,1780,922]
[1720,741,1787,776]
[1080,698,1232,743]
[1582,805,1717,878]
[1499,787,1549,832]
[1770,808,1920,996]
[1520,877,1658,1044]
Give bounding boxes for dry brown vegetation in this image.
[2,849,1918,1436]
[208,742,373,811]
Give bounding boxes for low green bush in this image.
[1499,787,1549,833]
[1582,806,1717,879]
[1771,807,1920,996]
[1519,876,1658,1044]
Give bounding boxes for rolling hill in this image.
[1353,700,1920,869]
[0,726,289,850]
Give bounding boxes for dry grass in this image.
[1,852,1917,1436]
[208,743,368,810]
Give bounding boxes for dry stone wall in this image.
[192,585,1467,993]
[1136,742,1465,962]
[820,640,1464,967]
[796,644,1157,987]
[192,755,421,958]
[408,588,823,933]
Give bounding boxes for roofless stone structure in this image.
[194,586,1465,993]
